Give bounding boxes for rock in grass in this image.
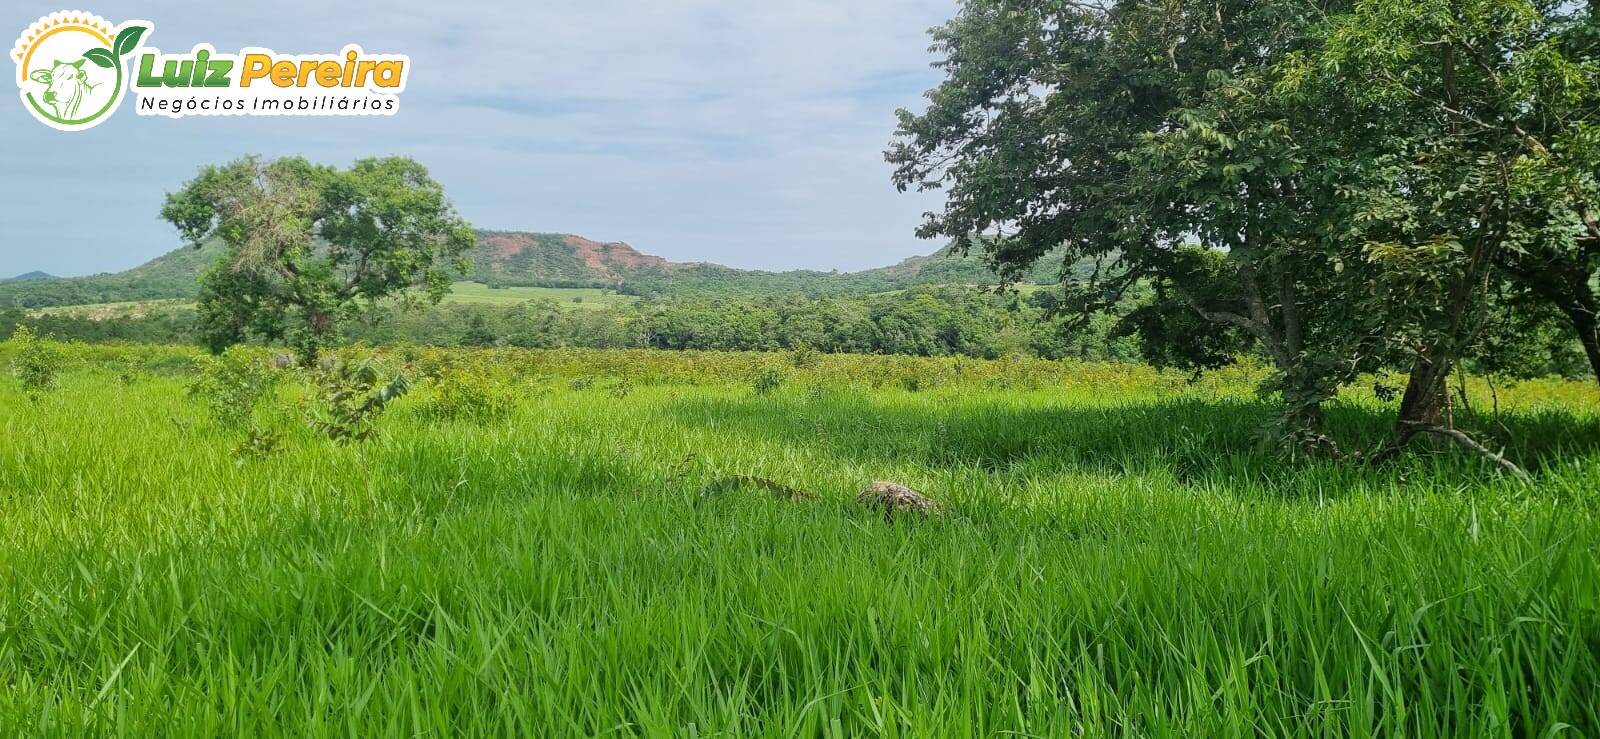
[857,481,940,521]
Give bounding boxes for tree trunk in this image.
[1395,346,1451,446]
[298,310,336,367]
[1385,343,1531,480]
[1559,301,1600,385]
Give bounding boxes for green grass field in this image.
[439,282,637,309]
[2,345,1598,735]
[27,299,192,320]
[24,283,635,319]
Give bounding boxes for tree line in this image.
[0,285,1147,362]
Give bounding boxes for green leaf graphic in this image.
[114,26,147,57]
[82,48,116,69]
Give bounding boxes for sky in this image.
[0,0,955,278]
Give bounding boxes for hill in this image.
[5,271,55,282]
[469,232,669,288]
[0,242,226,309]
[0,232,1066,310]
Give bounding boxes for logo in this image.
[130,45,408,119]
[11,11,150,131]
[13,10,410,131]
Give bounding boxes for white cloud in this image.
[0,0,954,276]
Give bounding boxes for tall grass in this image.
[1,344,1597,736]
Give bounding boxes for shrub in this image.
[308,355,412,444]
[8,325,64,399]
[423,366,516,421]
[753,366,785,396]
[232,427,283,463]
[788,342,820,369]
[189,347,281,429]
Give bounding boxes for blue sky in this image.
[0,0,954,278]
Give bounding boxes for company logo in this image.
[13,10,410,131]
[11,11,149,131]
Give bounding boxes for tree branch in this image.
[1401,422,1532,483]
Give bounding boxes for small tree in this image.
[8,325,63,400]
[162,156,475,365]
[188,346,280,429]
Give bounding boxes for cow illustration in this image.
[29,59,98,120]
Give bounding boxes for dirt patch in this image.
[564,235,667,274]
[481,233,531,262]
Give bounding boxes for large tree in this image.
[1295,0,1600,455]
[162,156,475,363]
[888,0,1362,448]
[892,0,1600,461]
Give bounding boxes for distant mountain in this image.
[5,271,55,282]
[0,231,1065,310]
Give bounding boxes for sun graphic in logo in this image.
[11,11,152,131]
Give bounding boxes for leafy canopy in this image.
[162,156,475,361]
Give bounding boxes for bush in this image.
[753,366,785,395]
[189,347,281,428]
[307,354,412,444]
[788,342,820,369]
[606,378,634,399]
[8,325,64,399]
[423,366,516,421]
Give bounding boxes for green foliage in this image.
[890,0,1600,455]
[612,243,1074,300]
[751,366,785,396]
[788,342,820,369]
[162,156,476,363]
[231,427,283,463]
[1,233,1076,311]
[188,346,280,429]
[421,365,516,422]
[605,377,634,399]
[0,240,226,310]
[307,354,412,444]
[7,325,64,399]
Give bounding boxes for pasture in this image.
[22,282,635,320]
[26,299,191,320]
[439,282,636,309]
[1,344,1598,736]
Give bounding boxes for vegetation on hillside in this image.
[0,240,226,309]
[0,235,1073,310]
